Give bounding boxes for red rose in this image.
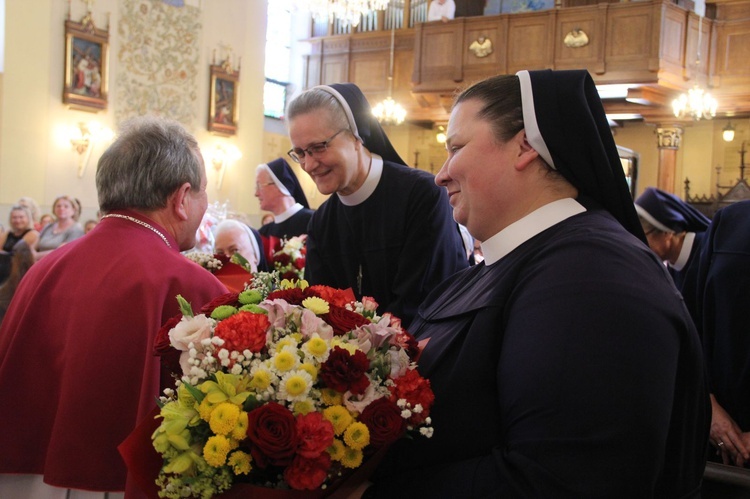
[213,311,270,353]
[293,257,306,270]
[389,369,435,425]
[246,402,299,468]
[154,314,182,356]
[310,285,356,307]
[266,288,306,305]
[394,330,420,361]
[296,412,335,458]
[359,397,406,448]
[282,270,300,281]
[199,292,240,314]
[323,305,371,336]
[283,452,331,490]
[274,252,292,267]
[319,346,370,395]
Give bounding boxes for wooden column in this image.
[655,126,683,194]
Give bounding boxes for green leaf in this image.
[183,382,205,404]
[176,295,194,318]
[231,252,251,270]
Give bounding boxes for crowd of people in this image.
[0,69,747,498]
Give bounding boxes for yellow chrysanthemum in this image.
[231,411,248,441]
[293,399,315,415]
[250,369,272,391]
[203,435,231,467]
[273,350,299,372]
[227,450,253,475]
[302,296,330,315]
[299,362,318,381]
[198,398,216,422]
[304,337,328,359]
[340,446,363,469]
[320,388,343,406]
[323,405,354,436]
[327,438,345,461]
[209,402,240,435]
[343,422,370,450]
[275,336,298,352]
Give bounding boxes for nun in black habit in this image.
[285,83,468,329]
[256,157,314,241]
[367,70,709,498]
[693,200,750,467]
[635,186,711,308]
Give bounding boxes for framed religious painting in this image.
[63,14,109,111]
[208,62,240,136]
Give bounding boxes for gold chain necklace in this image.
[101,214,172,248]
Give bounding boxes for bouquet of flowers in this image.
[270,236,307,281]
[150,272,434,498]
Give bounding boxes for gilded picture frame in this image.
[208,64,240,136]
[63,17,109,111]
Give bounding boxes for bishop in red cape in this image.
[0,117,227,498]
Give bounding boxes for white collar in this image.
[338,154,384,206]
[274,203,304,223]
[670,231,695,271]
[482,198,586,266]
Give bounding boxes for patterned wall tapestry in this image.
[115,0,201,129]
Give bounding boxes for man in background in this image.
[0,116,227,499]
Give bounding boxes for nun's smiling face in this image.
[436,99,528,242]
[288,111,365,196]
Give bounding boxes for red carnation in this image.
[199,292,240,314]
[296,412,335,458]
[389,369,435,425]
[282,270,301,281]
[323,305,371,336]
[394,330,420,361]
[309,285,356,307]
[274,253,292,267]
[293,257,306,270]
[319,346,370,395]
[359,397,407,449]
[213,311,270,353]
[246,402,299,468]
[284,452,331,490]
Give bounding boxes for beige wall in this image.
[0,0,268,226]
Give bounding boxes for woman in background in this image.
[0,240,35,324]
[36,195,85,260]
[0,205,39,283]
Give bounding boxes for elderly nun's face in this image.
[436,99,526,242]
[288,111,365,196]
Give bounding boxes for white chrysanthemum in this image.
[301,334,330,362]
[270,345,301,374]
[278,369,314,402]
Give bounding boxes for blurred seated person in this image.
[0,241,34,325]
[39,213,54,229]
[213,218,267,273]
[35,195,85,259]
[84,219,99,234]
[369,69,709,497]
[16,196,42,231]
[256,157,314,262]
[693,200,750,468]
[428,0,455,22]
[635,187,710,293]
[0,205,39,283]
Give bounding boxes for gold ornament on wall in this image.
[563,29,589,48]
[469,37,493,58]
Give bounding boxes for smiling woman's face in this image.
[435,99,523,242]
[288,111,365,196]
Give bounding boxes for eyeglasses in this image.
[255,181,276,191]
[287,129,347,164]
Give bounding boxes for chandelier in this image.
[302,0,390,27]
[672,15,718,121]
[372,24,407,125]
[672,85,717,121]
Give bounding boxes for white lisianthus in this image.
[169,314,214,352]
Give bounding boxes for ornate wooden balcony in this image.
[302,0,750,125]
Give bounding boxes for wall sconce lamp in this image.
[210,143,242,190]
[70,121,114,177]
[435,125,447,144]
[723,121,735,142]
